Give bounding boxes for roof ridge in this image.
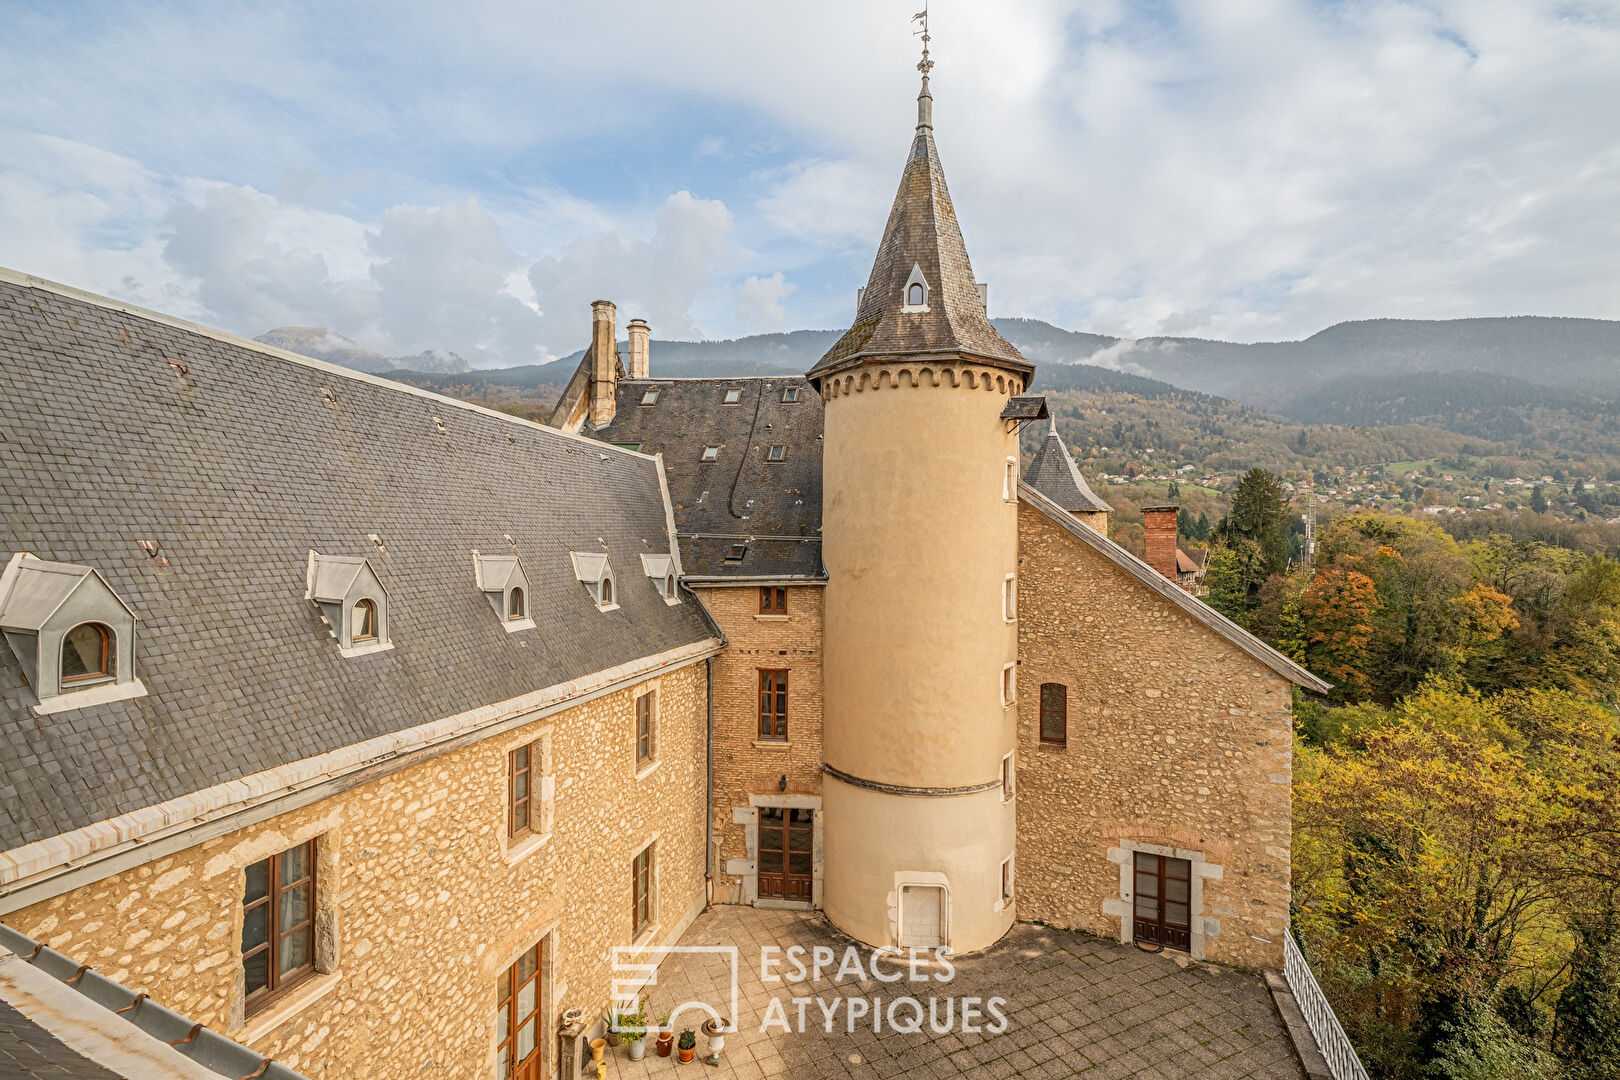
[0,266,657,465]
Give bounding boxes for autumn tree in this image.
[1300,569,1380,699]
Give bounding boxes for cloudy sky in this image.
[2,1,1618,366]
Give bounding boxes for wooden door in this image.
[899,885,945,949]
[1133,852,1192,951]
[757,808,813,901]
[496,942,543,1079]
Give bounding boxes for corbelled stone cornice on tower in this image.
[807,73,1033,385]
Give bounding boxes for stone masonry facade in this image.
[6,661,710,1078]
[1013,503,1294,969]
[695,585,825,907]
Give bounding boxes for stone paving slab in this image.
[599,907,1302,1080]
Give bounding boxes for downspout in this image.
[705,654,715,910]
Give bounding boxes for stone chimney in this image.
[589,299,621,427]
[1141,505,1180,583]
[626,318,650,379]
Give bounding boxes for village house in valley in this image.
[0,66,1324,1079]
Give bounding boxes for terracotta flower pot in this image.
[678,1046,695,1063]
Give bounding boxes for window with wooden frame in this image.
[494,941,542,1079]
[758,669,788,741]
[508,586,526,621]
[1001,752,1015,801]
[59,622,113,684]
[352,598,378,641]
[1039,683,1068,746]
[508,743,536,839]
[636,691,656,766]
[241,840,316,1015]
[759,586,787,615]
[632,846,654,937]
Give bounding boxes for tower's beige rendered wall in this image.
[3,661,710,1077]
[818,361,1022,953]
[1014,501,1293,969]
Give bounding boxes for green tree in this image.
[1531,485,1549,514]
[1554,912,1620,1079]
[1228,468,1292,574]
[1203,541,1267,626]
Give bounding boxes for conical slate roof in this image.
[807,76,1032,383]
[1024,419,1113,513]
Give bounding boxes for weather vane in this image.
[913,4,933,77]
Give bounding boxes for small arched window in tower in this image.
[353,599,378,641]
[907,282,925,307]
[60,622,113,684]
[665,573,676,599]
[601,576,614,606]
[508,587,526,620]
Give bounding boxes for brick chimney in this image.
[1141,505,1180,583]
[588,299,620,427]
[626,318,650,379]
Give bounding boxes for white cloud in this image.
[735,272,798,332]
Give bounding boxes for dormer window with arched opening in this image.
[571,552,618,611]
[901,264,930,312]
[641,553,681,605]
[474,550,534,632]
[306,550,393,656]
[61,622,113,684]
[1,552,147,713]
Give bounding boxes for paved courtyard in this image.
[601,907,1303,1080]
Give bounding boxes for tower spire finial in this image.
[913,5,933,130]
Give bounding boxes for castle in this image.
[0,68,1322,1079]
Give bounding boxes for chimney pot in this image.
[1141,505,1180,583]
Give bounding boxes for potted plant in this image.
[702,1017,729,1064]
[603,1008,622,1048]
[618,1005,647,1061]
[677,1029,696,1063]
[654,1011,674,1058]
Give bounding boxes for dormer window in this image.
[641,554,681,604]
[352,599,378,641]
[901,264,930,312]
[766,445,786,463]
[1,553,147,714]
[781,387,799,403]
[640,388,660,406]
[723,388,743,405]
[306,550,392,656]
[473,550,534,632]
[571,552,618,611]
[60,622,113,684]
[701,446,720,462]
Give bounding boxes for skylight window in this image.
[766,445,786,463]
[701,446,720,462]
[725,544,747,563]
[723,388,743,405]
[640,388,660,406]
[781,387,799,403]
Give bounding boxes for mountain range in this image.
[254,326,471,374]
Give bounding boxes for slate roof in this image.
[1,924,308,1079]
[1024,420,1114,514]
[808,76,1031,383]
[0,272,715,851]
[592,378,824,581]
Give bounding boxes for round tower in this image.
[808,67,1035,953]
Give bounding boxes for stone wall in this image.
[695,584,824,905]
[1014,502,1294,969]
[4,660,711,1078]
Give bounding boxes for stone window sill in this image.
[33,678,147,716]
[631,924,662,948]
[502,617,536,633]
[503,831,552,866]
[753,614,788,622]
[635,758,662,781]
[239,970,342,1045]
[751,740,792,751]
[1037,741,1068,752]
[338,640,394,658]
